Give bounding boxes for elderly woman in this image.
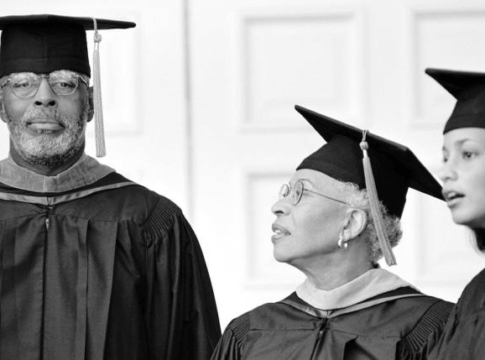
[211,105,453,360]
[425,68,485,360]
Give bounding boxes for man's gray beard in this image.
[8,105,89,168]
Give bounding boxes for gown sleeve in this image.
[428,268,485,360]
[397,300,453,360]
[143,197,221,360]
[211,313,250,360]
[430,307,485,359]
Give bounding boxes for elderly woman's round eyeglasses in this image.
[279,180,352,206]
[0,70,89,99]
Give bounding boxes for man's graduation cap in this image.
[295,105,443,266]
[425,68,485,134]
[0,14,136,157]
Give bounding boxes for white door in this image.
[189,0,485,328]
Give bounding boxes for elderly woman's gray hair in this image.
[338,181,403,263]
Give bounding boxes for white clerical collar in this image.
[0,154,114,193]
[296,268,416,311]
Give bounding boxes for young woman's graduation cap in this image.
[425,68,485,134]
[295,105,443,265]
[0,14,136,157]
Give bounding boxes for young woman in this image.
[426,68,485,360]
[211,105,452,360]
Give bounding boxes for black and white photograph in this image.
[0,0,484,359]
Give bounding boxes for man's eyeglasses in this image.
[0,70,89,99]
[278,180,351,206]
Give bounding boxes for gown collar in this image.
[296,268,416,311]
[0,153,114,193]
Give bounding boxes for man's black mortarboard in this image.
[0,14,136,157]
[295,105,443,265]
[425,68,485,134]
[0,14,135,77]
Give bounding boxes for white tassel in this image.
[360,131,397,266]
[92,18,106,157]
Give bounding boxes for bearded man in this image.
[0,14,220,360]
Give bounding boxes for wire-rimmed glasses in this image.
[278,180,351,206]
[0,70,89,99]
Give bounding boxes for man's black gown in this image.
[0,156,221,360]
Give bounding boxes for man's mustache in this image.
[21,108,64,126]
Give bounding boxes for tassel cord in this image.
[93,18,106,157]
[360,135,397,266]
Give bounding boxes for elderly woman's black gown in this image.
[211,269,452,360]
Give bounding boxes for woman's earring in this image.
[337,232,348,249]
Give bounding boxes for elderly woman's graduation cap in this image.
[425,68,485,134]
[295,105,443,266]
[0,14,136,157]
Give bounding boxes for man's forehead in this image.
[6,70,89,77]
